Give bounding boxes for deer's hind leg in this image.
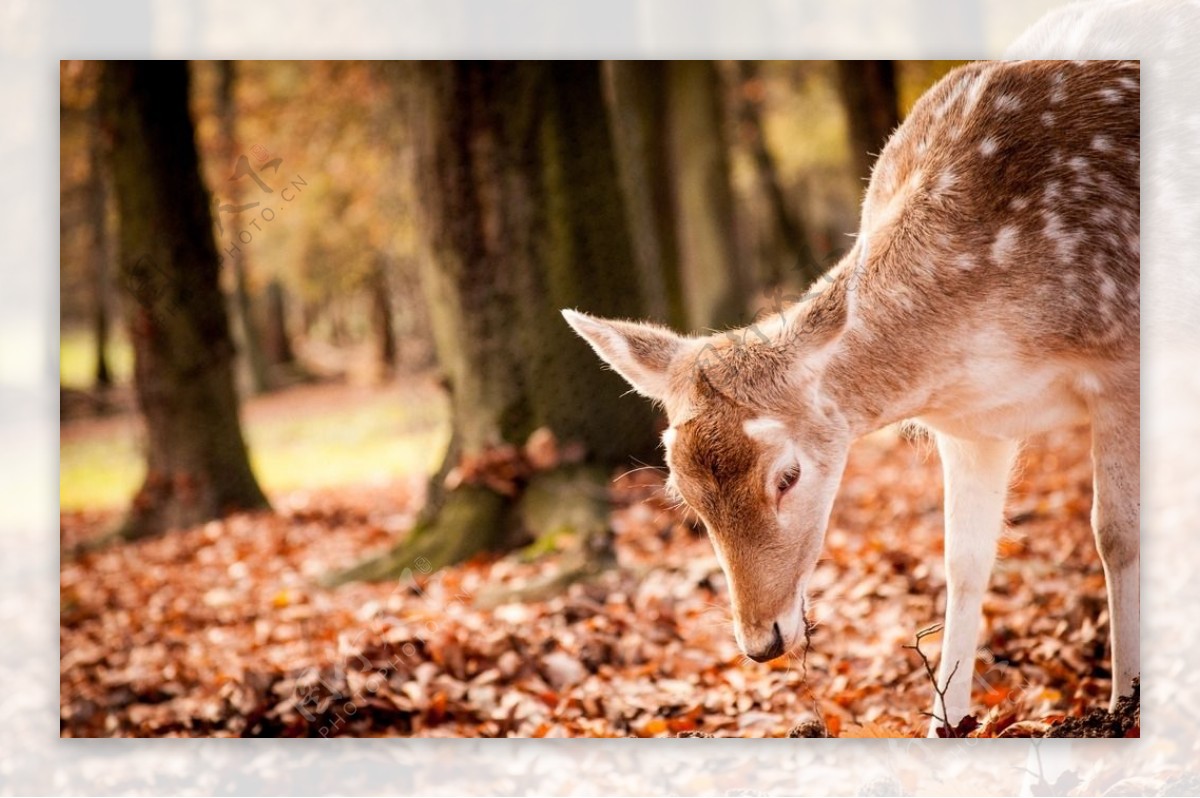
[1090,390,1140,707]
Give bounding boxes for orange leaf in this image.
[824,714,842,737]
[981,686,1012,708]
[639,717,668,737]
[841,721,897,738]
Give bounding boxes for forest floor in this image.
[60,382,1135,738]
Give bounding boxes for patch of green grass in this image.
[59,385,450,512]
[246,391,450,495]
[60,328,134,390]
[59,427,145,512]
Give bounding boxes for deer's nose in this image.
[746,622,785,662]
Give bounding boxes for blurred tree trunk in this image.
[215,60,271,395]
[370,255,397,380]
[732,61,822,288]
[87,96,113,390]
[263,278,294,367]
[331,61,659,584]
[604,61,687,330]
[101,60,268,540]
[836,60,901,185]
[666,60,746,331]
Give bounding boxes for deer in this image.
[563,60,1139,735]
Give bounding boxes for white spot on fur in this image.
[993,93,1022,112]
[954,253,977,271]
[1067,156,1093,187]
[1042,211,1080,262]
[935,75,969,120]
[1009,196,1030,211]
[933,170,957,197]
[1099,274,1118,299]
[962,70,990,116]
[1049,73,1066,105]
[990,225,1019,266]
[1075,373,1103,395]
[979,137,998,157]
[1040,112,1055,127]
[743,417,786,442]
[1091,135,1112,152]
[1098,88,1122,104]
[1117,77,1138,93]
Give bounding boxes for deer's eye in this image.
[777,464,801,495]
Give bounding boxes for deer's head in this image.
[564,303,852,661]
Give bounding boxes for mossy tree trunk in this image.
[331,61,659,585]
[101,60,268,540]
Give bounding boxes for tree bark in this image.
[87,95,113,390]
[332,61,659,583]
[370,255,397,380]
[101,60,268,540]
[263,278,295,367]
[214,60,271,395]
[604,61,687,330]
[732,61,822,288]
[836,60,901,186]
[666,60,746,331]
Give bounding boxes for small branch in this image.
[903,623,963,737]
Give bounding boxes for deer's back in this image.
[861,60,1139,360]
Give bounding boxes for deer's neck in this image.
[810,266,955,439]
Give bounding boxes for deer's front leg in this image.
[927,434,1017,736]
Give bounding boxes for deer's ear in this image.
[561,309,685,401]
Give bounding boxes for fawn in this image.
[564,60,1139,734]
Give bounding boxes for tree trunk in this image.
[836,60,901,186]
[88,96,113,390]
[666,60,746,331]
[215,60,271,395]
[263,278,295,367]
[331,61,659,584]
[101,60,268,540]
[604,61,687,330]
[732,61,822,288]
[370,255,397,380]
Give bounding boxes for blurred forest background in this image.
[61,59,964,553]
[61,61,1123,739]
